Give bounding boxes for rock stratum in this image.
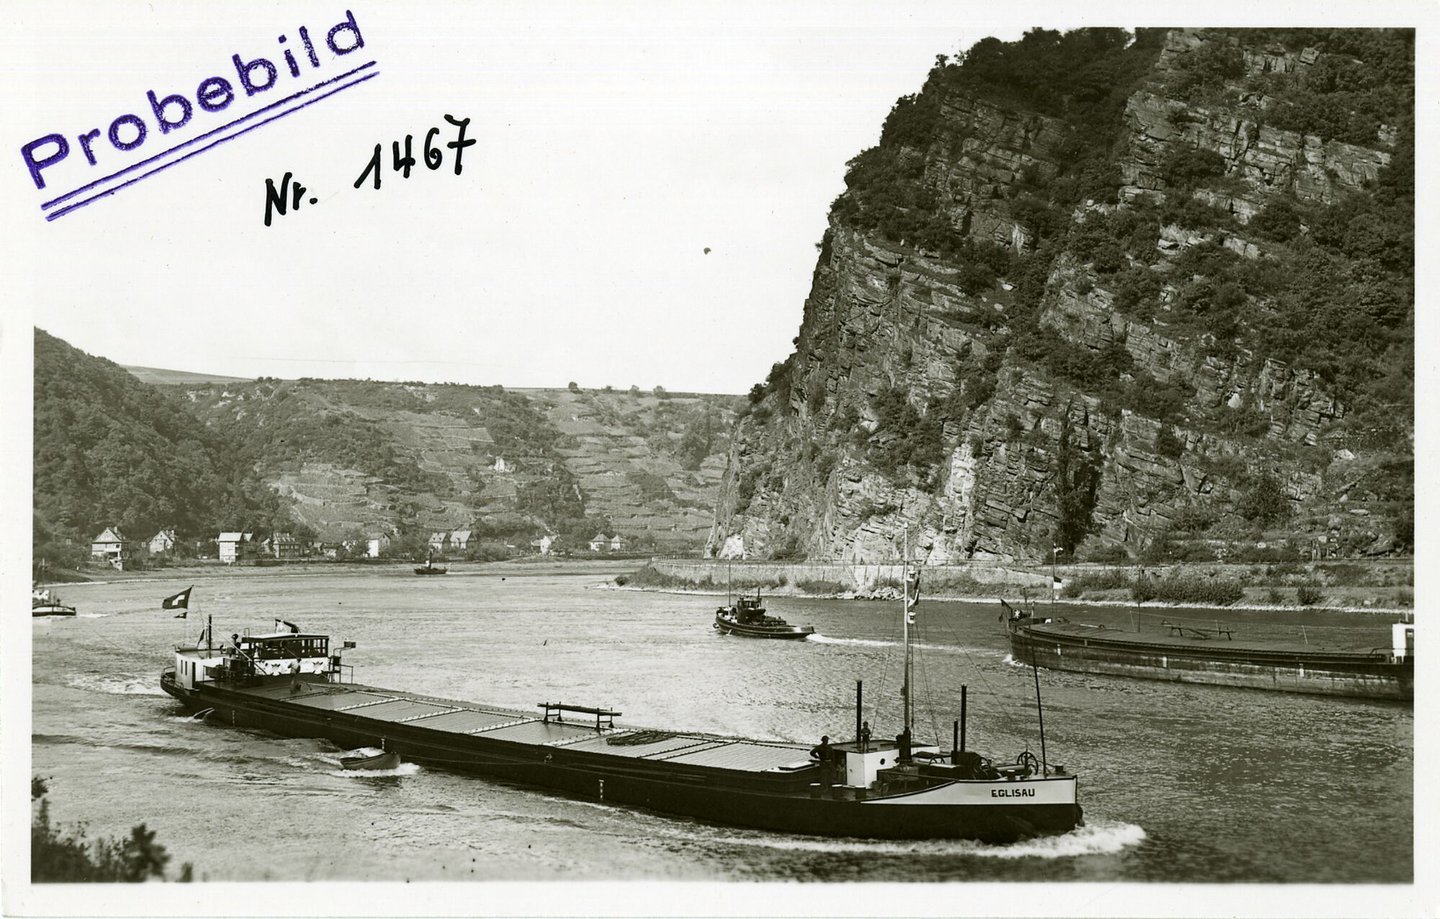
[708,28,1412,565]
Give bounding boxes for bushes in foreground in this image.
[31,777,191,883]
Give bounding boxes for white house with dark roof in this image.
[218,532,250,564]
[91,527,131,567]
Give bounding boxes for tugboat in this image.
[413,552,447,576]
[159,546,1082,843]
[31,587,77,617]
[713,591,815,639]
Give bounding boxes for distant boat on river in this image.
[414,553,447,576]
[32,587,76,617]
[713,591,814,639]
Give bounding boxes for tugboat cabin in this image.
[170,624,340,691]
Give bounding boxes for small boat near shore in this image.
[1003,602,1414,702]
[32,587,77,617]
[413,554,447,576]
[713,591,814,639]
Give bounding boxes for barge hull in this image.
[1008,625,1411,701]
[162,673,1077,842]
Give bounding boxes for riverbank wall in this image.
[646,558,1048,591]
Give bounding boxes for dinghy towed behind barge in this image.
[161,564,1082,842]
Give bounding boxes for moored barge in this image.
[1005,607,1413,702]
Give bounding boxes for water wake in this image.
[968,820,1147,859]
[808,634,993,656]
[807,635,890,648]
[329,763,422,778]
[69,675,167,696]
[709,819,1144,859]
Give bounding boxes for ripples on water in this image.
[28,569,1411,888]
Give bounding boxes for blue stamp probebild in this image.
[22,10,378,221]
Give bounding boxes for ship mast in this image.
[901,528,913,755]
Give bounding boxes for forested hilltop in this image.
[709,28,1412,565]
[33,330,740,568]
[33,330,292,567]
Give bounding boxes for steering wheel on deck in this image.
[1016,750,1040,776]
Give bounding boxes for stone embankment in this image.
[651,557,1048,593]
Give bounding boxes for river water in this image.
[26,567,1413,904]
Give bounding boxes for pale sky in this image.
[2,2,1042,394]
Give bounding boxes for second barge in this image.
[1004,605,1414,702]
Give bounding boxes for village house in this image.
[263,532,303,559]
[609,534,625,552]
[449,529,472,551]
[589,532,608,552]
[531,534,554,556]
[90,527,133,568]
[148,529,177,555]
[367,535,390,558]
[428,531,449,553]
[217,531,254,565]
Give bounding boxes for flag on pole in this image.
[162,587,193,616]
[905,570,921,623]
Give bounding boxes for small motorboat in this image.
[414,552,447,575]
[714,591,814,639]
[32,587,77,617]
[340,750,402,771]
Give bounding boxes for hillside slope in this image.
[708,28,1412,565]
[33,330,293,565]
[178,379,740,551]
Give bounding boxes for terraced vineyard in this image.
[170,377,740,552]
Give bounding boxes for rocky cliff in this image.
[709,28,1412,565]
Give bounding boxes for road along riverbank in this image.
[629,557,1413,615]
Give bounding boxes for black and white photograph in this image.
[1,3,1429,916]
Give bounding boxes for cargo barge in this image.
[159,565,1081,843]
[1004,606,1413,702]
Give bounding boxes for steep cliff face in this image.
[709,28,1412,564]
